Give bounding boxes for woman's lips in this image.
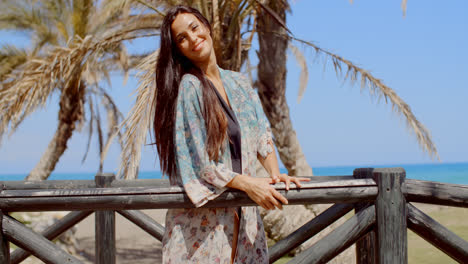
[192,40,204,51]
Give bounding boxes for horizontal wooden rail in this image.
[0,179,377,212]
[404,179,468,208]
[0,179,171,190]
[0,177,359,190]
[407,203,468,262]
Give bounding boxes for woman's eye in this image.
[178,36,185,43]
[192,25,198,31]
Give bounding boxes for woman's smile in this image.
[192,39,204,51]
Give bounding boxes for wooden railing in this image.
[0,167,467,263]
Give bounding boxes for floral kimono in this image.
[162,67,274,264]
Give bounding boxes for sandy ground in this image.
[16,203,460,263]
[74,209,167,264]
[17,209,167,264]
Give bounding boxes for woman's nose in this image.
[187,33,197,43]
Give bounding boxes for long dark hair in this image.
[153,5,227,180]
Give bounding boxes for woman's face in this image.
[171,13,213,65]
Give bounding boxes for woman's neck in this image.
[203,64,220,81]
[195,51,220,81]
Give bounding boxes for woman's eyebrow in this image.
[176,21,196,39]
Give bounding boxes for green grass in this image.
[408,205,468,264]
[274,255,293,264]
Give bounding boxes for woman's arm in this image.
[257,141,281,177]
[257,141,310,191]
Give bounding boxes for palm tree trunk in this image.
[256,1,312,177]
[26,78,85,181]
[256,2,354,261]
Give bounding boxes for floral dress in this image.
[162,66,274,264]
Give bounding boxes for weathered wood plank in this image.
[353,168,377,264]
[0,180,97,190]
[373,167,408,264]
[0,179,375,197]
[0,211,10,264]
[0,186,378,212]
[2,214,83,263]
[95,174,116,264]
[404,179,468,208]
[288,205,376,264]
[268,203,354,263]
[118,210,165,241]
[0,179,171,190]
[10,210,92,264]
[0,177,360,190]
[407,203,468,263]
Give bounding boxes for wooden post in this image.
[0,210,10,263]
[353,168,377,264]
[373,168,407,264]
[95,173,116,264]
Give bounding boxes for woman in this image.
[153,5,309,264]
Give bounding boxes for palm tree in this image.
[256,0,437,257]
[0,0,162,180]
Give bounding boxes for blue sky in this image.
[0,0,467,174]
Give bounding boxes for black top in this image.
[209,80,242,174]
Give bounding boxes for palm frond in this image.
[402,0,408,16]
[288,43,308,103]
[133,0,165,17]
[349,0,408,16]
[94,95,104,172]
[0,45,28,81]
[291,36,439,160]
[116,50,159,179]
[82,94,95,164]
[0,23,157,143]
[99,89,125,167]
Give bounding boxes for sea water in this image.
[1,162,467,185]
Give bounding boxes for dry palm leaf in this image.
[116,50,159,179]
[288,43,309,103]
[291,36,439,160]
[0,22,157,144]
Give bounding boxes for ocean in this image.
[1,162,467,185]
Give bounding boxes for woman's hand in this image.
[227,175,288,210]
[271,173,310,191]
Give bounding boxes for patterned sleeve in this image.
[174,75,240,207]
[237,73,274,159]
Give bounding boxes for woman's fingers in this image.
[283,174,291,191]
[291,177,303,188]
[271,188,288,205]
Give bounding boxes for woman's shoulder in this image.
[180,73,201,89]
[220,68,251,91]
[220,68,246,82]
[179,73,203,97]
